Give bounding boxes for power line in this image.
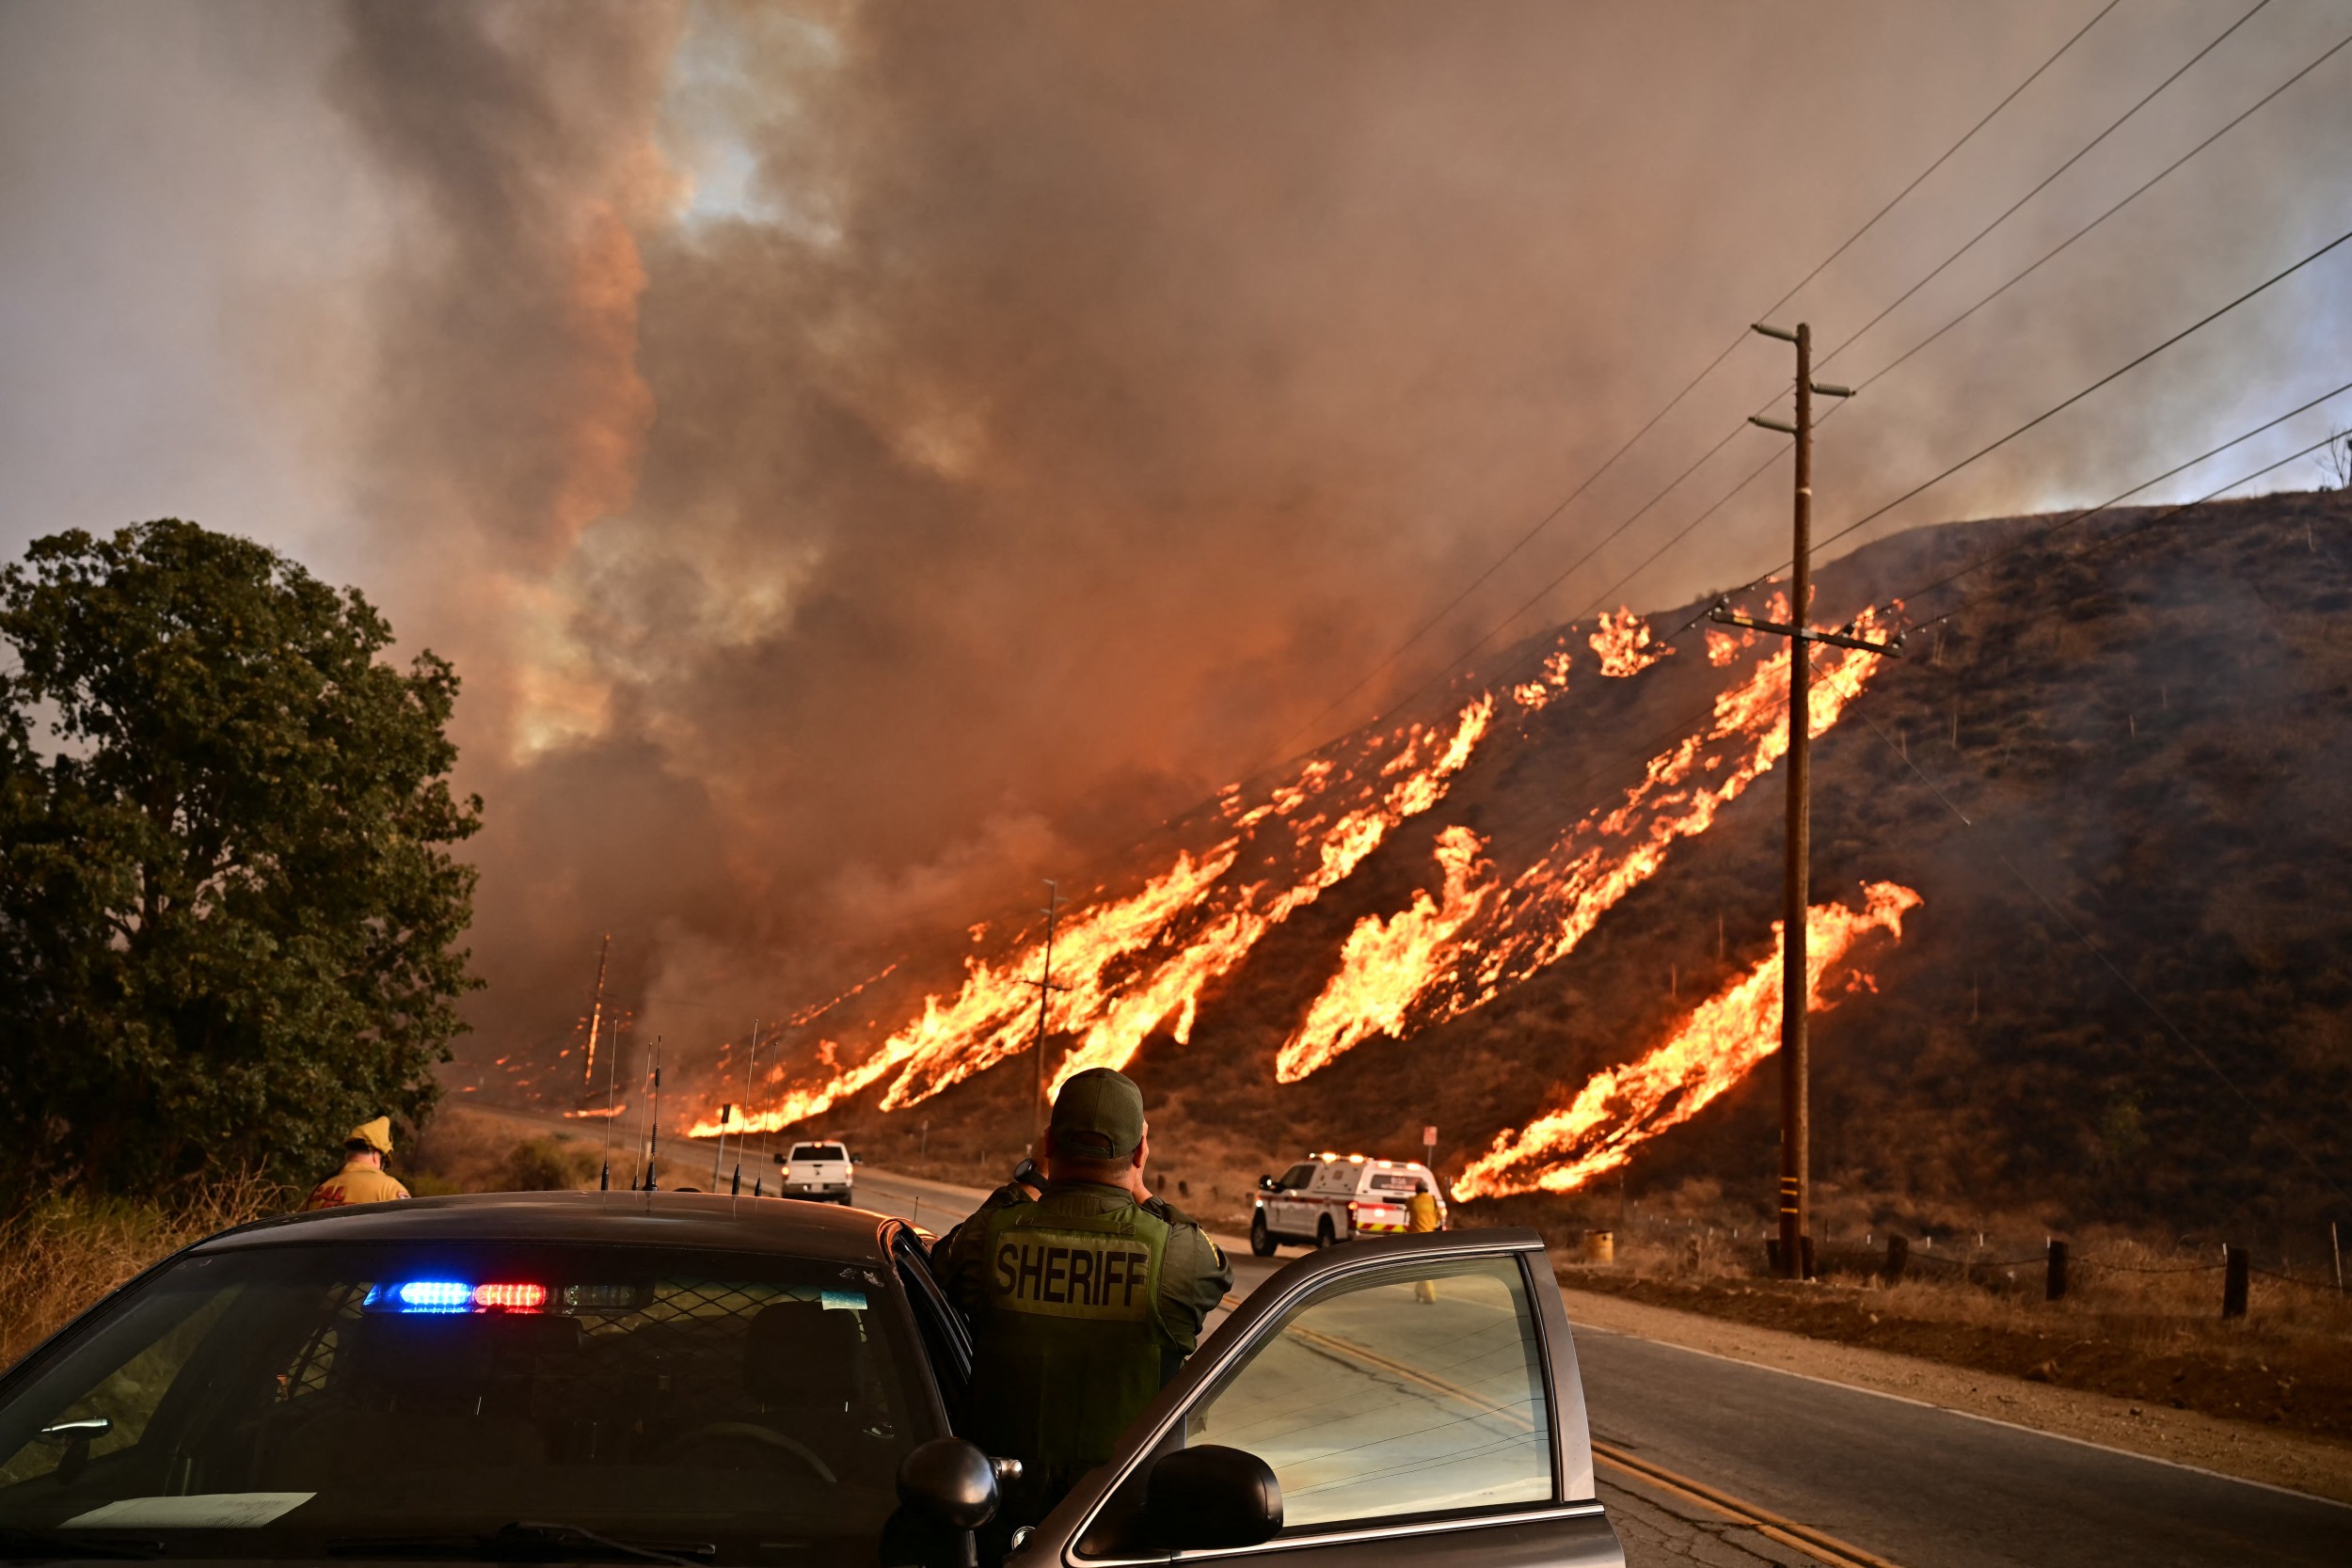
[1814,0,2278,378]
[1308,207,2352,762]
[1885,376,2352,619]
[1462,378,2352,874]
[1677,5,2348,610]
[1900,420,2352,641]
[1839,24,2352,398]
[1251,0,2122,767]
[1800,216,2352,569]
[1309,5,2320,745]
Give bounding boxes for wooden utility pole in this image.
[1025,881,1071,1148]
[1712,322,1895,1280]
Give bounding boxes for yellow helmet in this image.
[346,1117,394,1155]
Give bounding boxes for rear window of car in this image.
[1369,1173,1420,1194]
[790,1144,849,1162]
[0,1240,935,1565]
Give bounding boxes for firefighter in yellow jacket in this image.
[1410,1179,1444,1302]
[303,1117,411,1210]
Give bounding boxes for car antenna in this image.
[598,1011,625,1192]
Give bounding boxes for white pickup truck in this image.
[775,1139,856,1204]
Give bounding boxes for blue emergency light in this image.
[362,1279,552,1313]
[392,1280,473,1311]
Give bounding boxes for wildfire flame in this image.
[696,600,1902,1152]
[1278,603,1899,1082]
[1275,826,1492,1082]
[1591,609,1674,677]
[1513,646,1574,707]
[1453,879,1922,1200]
[696,691,1498,1136]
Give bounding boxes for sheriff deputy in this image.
[936,1068,1231,1524]
[301,1117,413,1210]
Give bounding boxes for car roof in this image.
[189,1191,898,1265]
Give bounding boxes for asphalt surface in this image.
[480,1125,2349,1568]
[847,1164,2349,1568]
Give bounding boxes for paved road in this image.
[490,1127,2350,1568]
[860,1167,2346,1568]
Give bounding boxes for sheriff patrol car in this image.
[1250,1150,1447,1256]
[0,1192,1623,1568]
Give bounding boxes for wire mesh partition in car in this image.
[1179,1255,1554,1529]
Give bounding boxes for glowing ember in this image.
[1454,879,1922,1199]
[1279,604,1899,1081]
[1590,609,1673,677]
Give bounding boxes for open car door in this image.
[1010,1227,1624,1567]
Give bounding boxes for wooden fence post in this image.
[1883,1233,1909,1285]
[2045,1239,2069,1303]
[2222,1243,2249,1320]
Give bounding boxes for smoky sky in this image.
[7,0,2351,1069]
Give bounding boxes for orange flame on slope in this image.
[1275,826,1492,1082]
[1278,603,1899,1082]
[1453,879,1922,1200]
[698,694,1498,1136]
[1591,609,1674,677]
[1513,646,1574,707]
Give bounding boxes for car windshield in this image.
[0,1241,937,1564]
[788,1146,847,1163]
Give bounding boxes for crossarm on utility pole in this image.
[1708,608,1903,657]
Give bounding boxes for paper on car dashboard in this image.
[65,1493,315,1528]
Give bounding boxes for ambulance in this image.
[1249,1150,1446,1256]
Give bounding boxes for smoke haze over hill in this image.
[6,0,2352,1083]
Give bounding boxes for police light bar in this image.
[367,1280,549,1313]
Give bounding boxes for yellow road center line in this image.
[1594,1441,1906,1568]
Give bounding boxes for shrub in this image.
[500,1137,597,1192]
[0,1177,284,1368]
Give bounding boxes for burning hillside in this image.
[618,488,2350,1235]
[683,568,1920,1196]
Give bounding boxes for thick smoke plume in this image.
[298,1,2352,1084]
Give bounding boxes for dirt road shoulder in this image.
[1561,1282,2352,1506]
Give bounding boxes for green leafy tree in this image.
[0,520,482,1202]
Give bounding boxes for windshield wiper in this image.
[327,1522,714,1566]
[0,1528,163,1561]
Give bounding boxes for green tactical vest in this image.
[964,1188,1181,1481]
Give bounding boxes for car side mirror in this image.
[1257,1174,1279,1193]
[1145,1445,1281,1549]
[773,1151,788,1165]
[897,1438,1009,1568]
[852,1153,865,1165]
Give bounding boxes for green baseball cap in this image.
[1050,1068,1146,1161]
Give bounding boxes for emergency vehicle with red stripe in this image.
[1248,1150,1445,1256]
